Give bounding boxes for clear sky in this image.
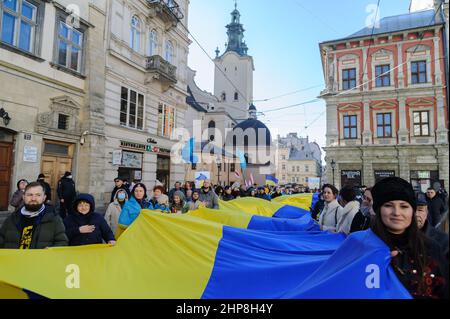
[188,0,413,161]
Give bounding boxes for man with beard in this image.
[199,180,219,209]
[0,182,68,249]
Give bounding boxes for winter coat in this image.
[64,213,115,246]
[422,220,449,258]
[0,205,68,249]
[149,194,170,212]
[221,193,235,201]
[105,192,128,235]
[57,177,76,201]
[64,193,115,246]
[10,190,24,209]
[199,188,219,209]
[188,199,202,211]
[318,200,343,232]
[118,196,152,227]
[427,196,446,227]
[388,232,448,299]
[336,200,360,235]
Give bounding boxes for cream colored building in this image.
[102,0,190,199]
[275,133,322,187]
[0,0,107,210]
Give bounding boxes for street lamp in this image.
[330,159,336,186]
[0,108,11,126]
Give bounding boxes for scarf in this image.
[20,205,46,218]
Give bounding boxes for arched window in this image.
[165,40,174,63]
[208,121,216,128]
[234,92,239,101]
[149,29,158,56]
[131,16,141,52]
[221,92,226,102]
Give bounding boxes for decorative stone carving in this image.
[36,95,82,138]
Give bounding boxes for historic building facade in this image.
[0,0,107,210]
[102,0,190,195]
[275,133,322,188]
[320,8,449,191]
[185,4,274,186]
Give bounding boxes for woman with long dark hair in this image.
[371,177,448,299]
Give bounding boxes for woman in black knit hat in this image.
[371,177,448,299]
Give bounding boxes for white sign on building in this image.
[23,146,38,163]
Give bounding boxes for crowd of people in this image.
[0,172,448,299]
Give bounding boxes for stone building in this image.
[275,133,322,188]
[0,0,107,210]
[101,0,190,196]
[319,8,449,191]
[0,0,191,211]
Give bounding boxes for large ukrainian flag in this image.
[0,196,411,299]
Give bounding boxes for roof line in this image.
[319,22,443,45]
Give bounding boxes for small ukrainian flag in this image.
[265,175,279,186]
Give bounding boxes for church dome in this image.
[226,119,272,147]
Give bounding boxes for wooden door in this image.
[42,156,72,205]
[0,142,13,210]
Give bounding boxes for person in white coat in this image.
[336,185,361,235]
[104,189,129,235]
[318,184,343,232]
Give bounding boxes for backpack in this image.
[350,210,371,233]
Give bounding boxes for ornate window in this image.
[342,68,356,90]
[375,65,390,87]
[413,111,430,136]
[343,115,358,139]
[0,0,41,53]
[120,87,145,130]
[376,113,392,137]
[130,15,141,52]
[149,29,157,56]
[165,40,174,63]
[411,61,427,84]
[57,21,83,72]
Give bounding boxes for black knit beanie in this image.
[371,177,416,212]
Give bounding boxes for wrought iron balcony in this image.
[145,55,177,85]
[146,0,184,27]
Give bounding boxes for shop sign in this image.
[374,170,395,182]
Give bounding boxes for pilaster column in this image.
[397,43,404,88]
[398,96,409,144]
[436,95,449,144]
[363,100,372,145]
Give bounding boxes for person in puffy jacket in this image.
[64,193,115,246]
[118,183,152,227]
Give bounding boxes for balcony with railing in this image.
[145,55,177,86]
[146,0,184,28]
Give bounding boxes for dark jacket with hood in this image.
[57,176,76,201]
[63,194,115,246]
[0,205,68,249]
